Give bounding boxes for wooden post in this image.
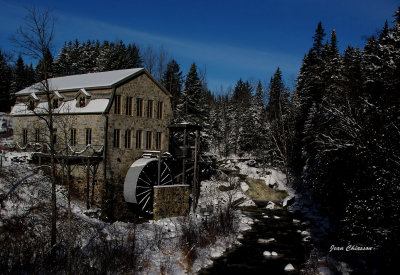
[86,158,90,209]
[157,151,161,186]
[193,129,199,211]
[182,128,187,185]
[91,164,97,206]
[67,162,71,275]
[61,158,64,186]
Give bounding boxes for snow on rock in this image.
[240,181,249,192]
[283,195,295,207]
[263,251,272,257]
[210,247,225,258]
[317,266,334,275]
[284,263,295,271]
[266,201,275,209]
[258,238,276,244]
[273,215,281,219]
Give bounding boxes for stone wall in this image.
[12,71,174,221]
[153,185,190,220]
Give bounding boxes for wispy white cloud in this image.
[0,1,301,90]
[54,12,302,89]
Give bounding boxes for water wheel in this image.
[124,157,173,216]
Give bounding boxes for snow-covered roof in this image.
[11,99,109,116]
[16,68,145,95]
[30,92,39,101]
[77,88,91,98]
[54,91,64,99]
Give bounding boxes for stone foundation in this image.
[153,184,190,220]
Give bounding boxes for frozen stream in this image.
[199,201,312,274]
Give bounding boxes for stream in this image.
[199,170,313,274]
[200,202,311,274]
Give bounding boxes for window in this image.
[146,131,152,150]
[52,98,59,109]
[113,129,120,148]
[35,128,40,143]
[85,128,92,145]
[79,96,86,107]
[52,128,57,144]
[155,132,162,150]
[147,100,154,118]
[125,129,131,148]
[156,101,163,119]
[70,128,77,146]
[114,95,121,114]
[125,96,133,116]
[136,98,143,117]
[136,130,142,149]
[28,100,35,111]
[22,129,28,145]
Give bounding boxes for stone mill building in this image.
[11,68,175,219]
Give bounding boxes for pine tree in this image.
[250,81,266,155]
[229,79,252,154]
[35,47,54,80]
[10,55,27,105]
[293,22,327,174]
[0,49,12,112]
[175,63,207,125]
[161,59,183,112]
[268,67,286,121]
[312,21,326,57]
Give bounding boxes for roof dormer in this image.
[54,90,64,100]
[75,88,91,107]
[28,92,40,111]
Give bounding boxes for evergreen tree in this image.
[35,47,54,80]
[230,79,252,154]
[250,81,266,155]
[10,55,27,105]
[0,49,12,112]
[175,63,207,125]
[161,59,183,113]
[268,67,286,121]
[292,22,327,174]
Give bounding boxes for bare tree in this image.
[156,45,169,81]
[11,7,58,254]
[142,44,156,74]
[142,44,169,80]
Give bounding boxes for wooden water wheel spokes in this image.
[124,158,173,217]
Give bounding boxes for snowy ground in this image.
[0,149,258,274]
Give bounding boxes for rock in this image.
[266,201,275,209]
[301,230,310,236]
[268,182,277,188]
[302,236,311,242]
[284,263,295,271]
[283,195,295,207]
[258,238,275,244]
[263,251,271,257]
[317,266,334,275]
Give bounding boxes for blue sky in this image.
[0,0,398,92]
